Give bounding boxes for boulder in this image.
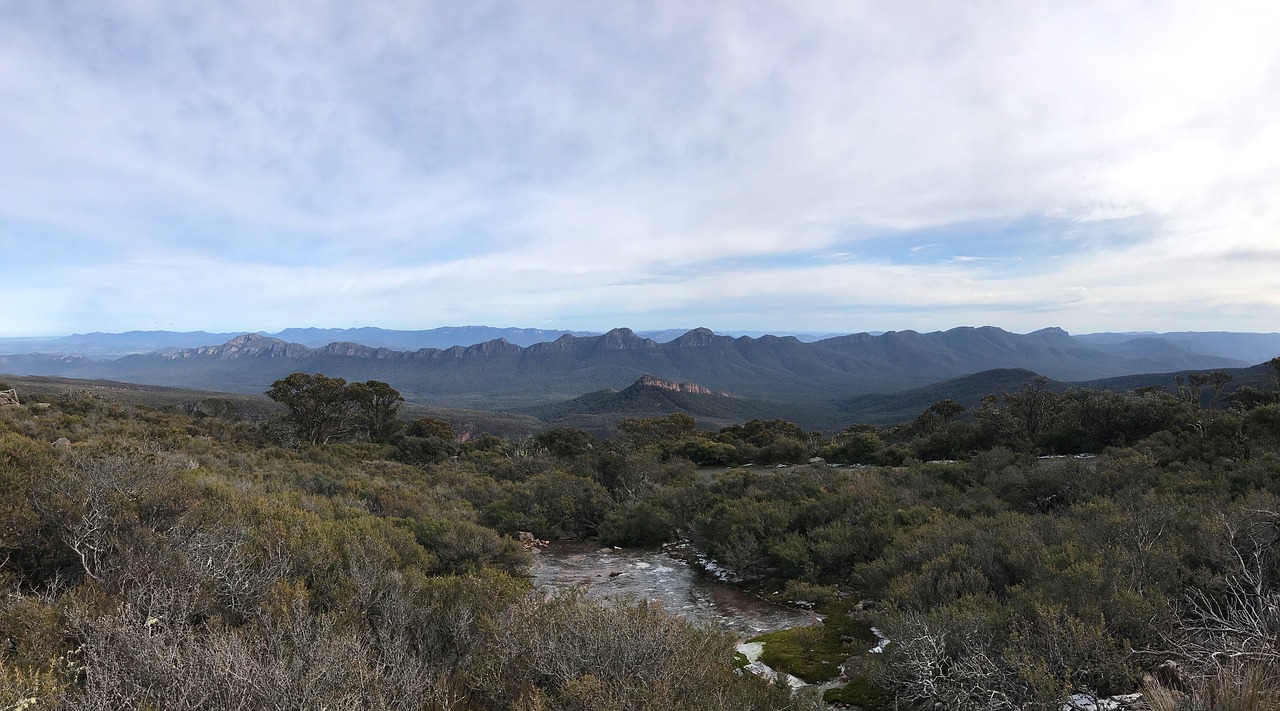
[516,531,549,550]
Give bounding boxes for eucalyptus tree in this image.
[266,373,404,445]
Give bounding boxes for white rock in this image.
[1061,692,1143,711]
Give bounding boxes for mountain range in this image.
[1075,331,1280,365]
[0,326,852,360]
[4,325,1274,431]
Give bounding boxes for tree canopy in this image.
[266,373,404,444]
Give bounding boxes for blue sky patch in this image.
[838,215,1157,271]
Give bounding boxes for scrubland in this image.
[2,371,1279,709]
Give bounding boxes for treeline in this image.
[3,364,1280,709]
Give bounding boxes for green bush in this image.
[782,580,839,608]
[597,499,676,547]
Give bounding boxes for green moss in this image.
[824,677,890,710]
[749,614,875,684]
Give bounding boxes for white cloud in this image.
[2,1,1280,335]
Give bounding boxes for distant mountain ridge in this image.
[4,325,1275,364]
[0,327,598,359]
[6,326,1276,430]
[0,325,848,360]
[1076,331,1280,365]
[1,326,1254,419]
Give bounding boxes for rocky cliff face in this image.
[630,374,721,396]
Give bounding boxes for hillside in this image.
[518,375,842,435]
[836,358,1280,425]
[836,368,1066,424]
[1076,359,1278,395]
[0,374,545,440]
[0,374,283,419]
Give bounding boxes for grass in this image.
[1145,664,1280,711]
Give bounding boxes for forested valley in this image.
[2,364,1280,710]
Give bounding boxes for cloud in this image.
[2,1,1280,335]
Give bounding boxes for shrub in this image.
[597,499,675,547]
[782,580,839,608]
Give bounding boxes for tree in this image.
[716,419,812,464]
[825,426,885,464]
[617,413,697,448]
[406,417,454,441]
[913,399,966,434]
[732,419,808,448]
[267,373,359,445]
[1176,372,1212,408]
[1207,370,1233,410]
[266,374,404,445]
[979,377,1059,451]
[347,380,404,443]
[397,417,455,464]
[533,428,596,459]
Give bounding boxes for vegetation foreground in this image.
[1,364,1279,710]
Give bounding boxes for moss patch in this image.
[824,676,890,710]
[749,614,875,684]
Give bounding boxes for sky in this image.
[3,1,1280,337]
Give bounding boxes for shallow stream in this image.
[529,541,818,639]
